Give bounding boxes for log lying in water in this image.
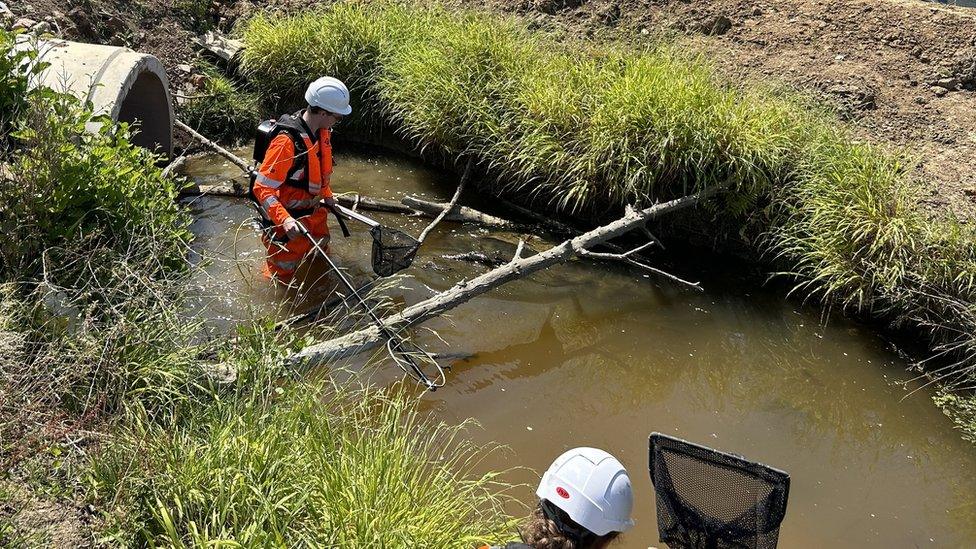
[178,182,517,230]
[286,184,726,367]
[401,196,517,230]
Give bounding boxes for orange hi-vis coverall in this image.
[252,112,334,282]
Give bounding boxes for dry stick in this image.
[161,155,187,179]
[287,183,727,367]
[580,249,702,291]
[401,196,515,229]
[416,158,474,243]
[174,119,251,173]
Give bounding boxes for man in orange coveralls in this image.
[252,76,352,283]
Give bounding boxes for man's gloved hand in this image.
[321,196,336,209]
[283,217,302,240]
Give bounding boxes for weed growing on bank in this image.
[242,1,976,385]
[935,391,976,444]
[178,63,261,145]
[91,364,515,546]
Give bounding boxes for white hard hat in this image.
[536,447,635,536]
[304,76,352,115]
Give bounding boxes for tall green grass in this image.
[90,371,514,547]
[241,1,976,384]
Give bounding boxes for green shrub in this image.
[0,92,191,283]
[0,31,46,154]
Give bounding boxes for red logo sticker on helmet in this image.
[556,487,570,499]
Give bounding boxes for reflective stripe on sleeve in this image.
[255,172,284,188]
[284,198,317,210]
[260,196,281,212]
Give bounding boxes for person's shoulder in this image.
[268,132,296,148]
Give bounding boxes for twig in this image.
[174,119,251,173]
[417,158,474,243]
[641,227,665,251]
[161,155,187,179]
[512,239,525,261]
[579,249,702,290]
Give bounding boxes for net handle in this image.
[333,203,380,228]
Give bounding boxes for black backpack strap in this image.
[271,125,309,184]
[325,203,351,238]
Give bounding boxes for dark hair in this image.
[519,500,619,549]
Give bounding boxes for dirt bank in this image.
[12,0,976,221]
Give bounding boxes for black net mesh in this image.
[370,225,420,277]
[648,433,790,549]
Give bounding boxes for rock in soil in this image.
[13,17,37,30]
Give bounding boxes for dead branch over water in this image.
[287,184,726,367]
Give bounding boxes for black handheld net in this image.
[648,433,790,549]
[370,225,420,277]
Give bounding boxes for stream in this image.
[181,149,976,548]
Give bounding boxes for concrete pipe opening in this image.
[18,38,174,157]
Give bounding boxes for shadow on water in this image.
[182,148,976,548]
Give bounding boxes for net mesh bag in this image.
[370,225,420,277]
[648,433,790,549]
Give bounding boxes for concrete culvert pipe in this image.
[17,37,174,157]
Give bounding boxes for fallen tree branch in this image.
[417,158,474,243]
[287,184,726,366]
[337,193,416,215]
[401,196,516,229]
[174,119,251,173]
[179,184,418,215]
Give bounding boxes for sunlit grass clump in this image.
[242,1,976,383]
[90,374,514,547]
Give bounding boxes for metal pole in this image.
[295,223,436,389]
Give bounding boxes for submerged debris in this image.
[443,251,506,268]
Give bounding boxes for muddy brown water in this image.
[182,150,976,548]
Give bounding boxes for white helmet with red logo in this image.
[536,447,635,536]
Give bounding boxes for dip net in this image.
[648,433,790,549]
[370,225,420,277]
